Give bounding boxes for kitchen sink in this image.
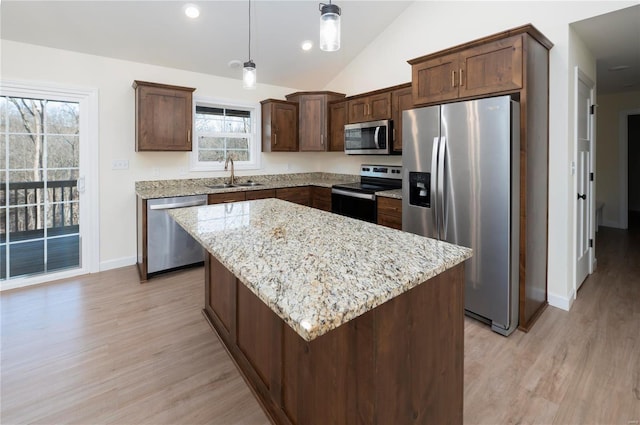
[206,183,236,189]
[235,181,263,187]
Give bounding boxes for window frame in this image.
[190,96,261,172]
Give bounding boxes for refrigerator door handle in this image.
[438,136,447,239]
[431,137,440,233]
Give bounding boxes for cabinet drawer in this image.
[208,192,246,204]
[245,189,276,200]
[377,197,402,216]
[377,197,402,230]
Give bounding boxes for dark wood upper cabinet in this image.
[410,52,460,104]
[327,100,347,152]
[285,91,345,152]
[133,80,195,152]
[261,99,298,152]
[409,26,545,106]
[347,91,391,123]
[391,84,413,152]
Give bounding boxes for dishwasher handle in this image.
[149,200,207,210]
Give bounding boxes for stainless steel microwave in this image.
[344,120,392,155]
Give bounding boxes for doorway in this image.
[574,68,595,293]
[628,114,640,229]
[0,81,98,290]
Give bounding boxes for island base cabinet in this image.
[203,254,464,425]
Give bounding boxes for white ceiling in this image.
[1,2,638,94]
[571,4,640,94]
[0,0,412,91]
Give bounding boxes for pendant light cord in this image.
[248,0,251,61]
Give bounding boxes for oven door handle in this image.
[332,188,376,201]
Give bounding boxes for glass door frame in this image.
[1,80,99,290]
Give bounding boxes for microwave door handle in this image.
[374,126,381,149]
[431,137,439,237]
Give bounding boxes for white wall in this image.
[0,41,329,269]
[596,90,640,227]
[0,39,402,270]
[325,0,636,309]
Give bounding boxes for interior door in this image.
[575,74,594,290]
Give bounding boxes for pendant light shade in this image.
[319,2,341,52]
[243,0,256,89]
[243,60,256,89]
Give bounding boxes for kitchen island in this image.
[170,199,472,425]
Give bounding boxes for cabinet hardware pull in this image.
[393,128,396,141]
[321,134,324,145]
[274,133,277,145]
[187,130,191,143]
[459,69,464,86]
[451,70,456,87]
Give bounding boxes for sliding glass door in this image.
[1,96,81,281]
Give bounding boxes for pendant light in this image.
[319,1,341,52]
[243,0,256,89]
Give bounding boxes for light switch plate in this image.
[112,159,129,170]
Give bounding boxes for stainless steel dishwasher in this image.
[147,195,207,275]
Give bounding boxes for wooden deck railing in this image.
[1,180,79,242]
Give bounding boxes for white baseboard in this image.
[100,256,137,272]
[547,290,574,311]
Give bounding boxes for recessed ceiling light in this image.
[301,40,313,51]
[184,4,200,19]
[608,65,630,71]
[227,60,242,69]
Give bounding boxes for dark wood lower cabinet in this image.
[310,186,331,212]
[377,197,402,230]
[276,187,310,206]
[203,254,464,425]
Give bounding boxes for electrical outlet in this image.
[178,167,187,175]
[112,159,129,170]
[152,167,160,177]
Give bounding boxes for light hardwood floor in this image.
[1,226,638,424]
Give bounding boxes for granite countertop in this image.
[135,172,359,200]
[169,198,471,342]
[375,189,402,199]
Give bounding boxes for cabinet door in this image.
[298,95,326,151]
[391,86,413,152]
[273,103,299,151]
[368,92,392,121]
[328,101,347,152]
[347,97,369,123]
[310,186,332,212]
[459,35,523,98]
[276,187,310,206]
[134,82,194,151]
[206,254,237,339]
[411,52,459,105]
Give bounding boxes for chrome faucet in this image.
[224,155,235,185]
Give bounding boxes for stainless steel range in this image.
[331,164,402,223]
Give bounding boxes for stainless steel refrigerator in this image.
[402,95,520,336]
